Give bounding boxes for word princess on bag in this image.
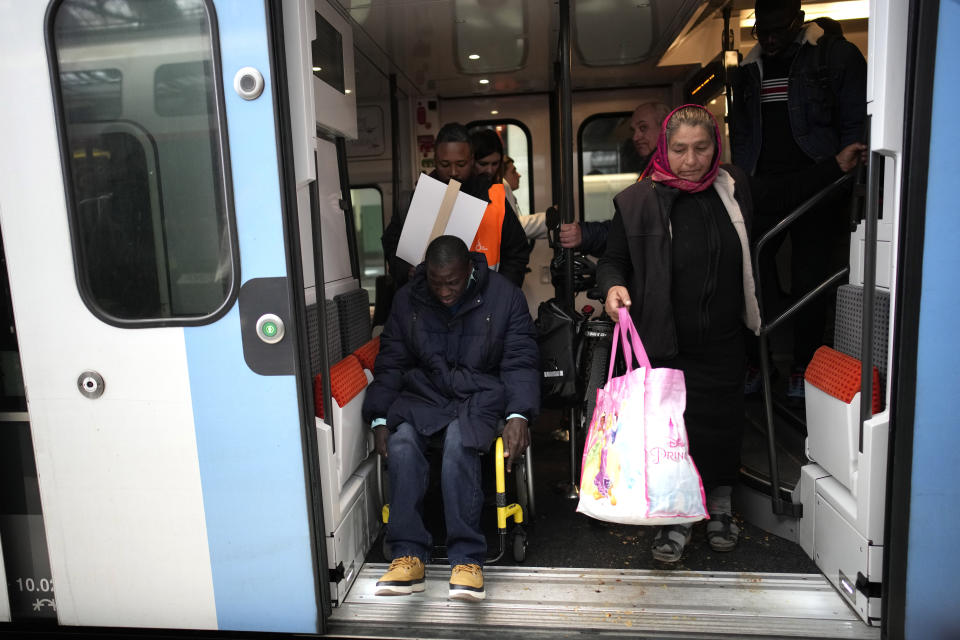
[649,446,688,464]
[649,426,688,464]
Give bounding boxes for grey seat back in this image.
[307,299,342,376]
[833,284,890,388]
[335,288,372,358]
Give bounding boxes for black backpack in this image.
[536,298,582,407]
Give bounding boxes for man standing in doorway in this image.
[732,0,866,398]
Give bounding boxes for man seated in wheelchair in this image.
[363,235,540,601]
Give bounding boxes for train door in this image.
[786,0,908,626]
[0,0,333,633]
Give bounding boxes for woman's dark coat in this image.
[597,161,843,360]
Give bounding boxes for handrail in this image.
[752,172,855,269]
[751,171,857,518]
[860,151,887,450]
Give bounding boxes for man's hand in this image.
[558,222,582,249]
[835,142,868,173]
[605,285,631,320]
[501,417,530,473]
[374,424,390,458]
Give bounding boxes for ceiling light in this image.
[345,89,352,94]
[312,66,322,72]
[490,109,499,115]
[740,1,868,27]
[479,78,490,85]
[710,99,717,105]
[468,54,480,60]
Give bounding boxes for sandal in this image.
[706,513,740,552]
[651,524,692,563]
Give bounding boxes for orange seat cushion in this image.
[314,354,368,419]
[353,336,380,371]
[805,346,882,414]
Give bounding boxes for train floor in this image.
[367,403,818,575]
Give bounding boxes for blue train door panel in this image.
[0,0,321,632]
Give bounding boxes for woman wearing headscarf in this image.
[597,104,865,563]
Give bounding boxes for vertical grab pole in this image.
[558,0,575,306]
[860,152,882,449]
[559,0,579,499]
[722,4,735,140]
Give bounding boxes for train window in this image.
[578,112,641,222]
[59,69,122,121]
[350,186,384,301]
[50,0,236,325]
[155,61,214,116]
[466,121,533,216]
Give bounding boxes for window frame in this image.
[45,0,240,328]
[577,110,634,223]
[348,183,386,303]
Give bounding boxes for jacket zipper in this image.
[408,310,418,346]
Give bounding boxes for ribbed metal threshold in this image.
[326,564,879,639]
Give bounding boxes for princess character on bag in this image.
[591,411,621,505]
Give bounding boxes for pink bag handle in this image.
[607,307,652,381]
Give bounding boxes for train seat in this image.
[334,288,372,358]
[315,355,376,532]
[797,285,891,623]
[306,298,341,376]
[803,346,881,494]
[352,336,380,373]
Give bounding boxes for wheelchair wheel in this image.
[514,457,529,516]
[512,526,528,563]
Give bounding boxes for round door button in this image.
[256,313,285,344]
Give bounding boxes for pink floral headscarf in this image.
[641,104,722,193]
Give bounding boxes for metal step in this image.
[327,564,880,639]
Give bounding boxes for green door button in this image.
[255,313,285,344]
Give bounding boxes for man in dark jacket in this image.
[382,123,530,289]
[731,0,866,399]
[560,102,671,257]
[363,235,539,601]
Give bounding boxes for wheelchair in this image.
[378,427,535,564]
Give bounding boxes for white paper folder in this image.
[395,173,487,266]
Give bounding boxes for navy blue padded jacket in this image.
[362,252,540,451]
